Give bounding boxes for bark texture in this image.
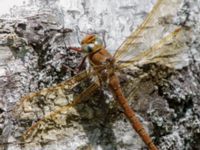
[0,0,200,150]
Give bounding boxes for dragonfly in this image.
[8,0,190,149]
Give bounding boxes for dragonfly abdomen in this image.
[108,73,158,150]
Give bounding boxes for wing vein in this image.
[22,81,99,141]
[113,0,164,59]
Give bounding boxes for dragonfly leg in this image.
[68,46,82,52]
[67,46,88,73]
[77,55,88,72]
[62,64,78,73]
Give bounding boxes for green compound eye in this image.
[82,44,94,53]
[81,35,104,53]
[95,37,103,46]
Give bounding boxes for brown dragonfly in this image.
[9,0,190,149]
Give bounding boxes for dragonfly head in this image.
[81,34,104,53]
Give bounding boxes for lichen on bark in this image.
[0,0,200,150]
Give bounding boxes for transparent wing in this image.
[117,27,190,69]
[21,82,99,142]
[13,66,105,118]
[114,0,182,61]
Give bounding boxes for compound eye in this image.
[95,37,103,46]
[82,44,94,53]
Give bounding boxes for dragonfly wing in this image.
[13,69,100,118]
[18,81,100,142]
[114,0,182,61]
[118,27,190,69]
[119,65,170,113]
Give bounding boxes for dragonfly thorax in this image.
[81,34,104,53]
